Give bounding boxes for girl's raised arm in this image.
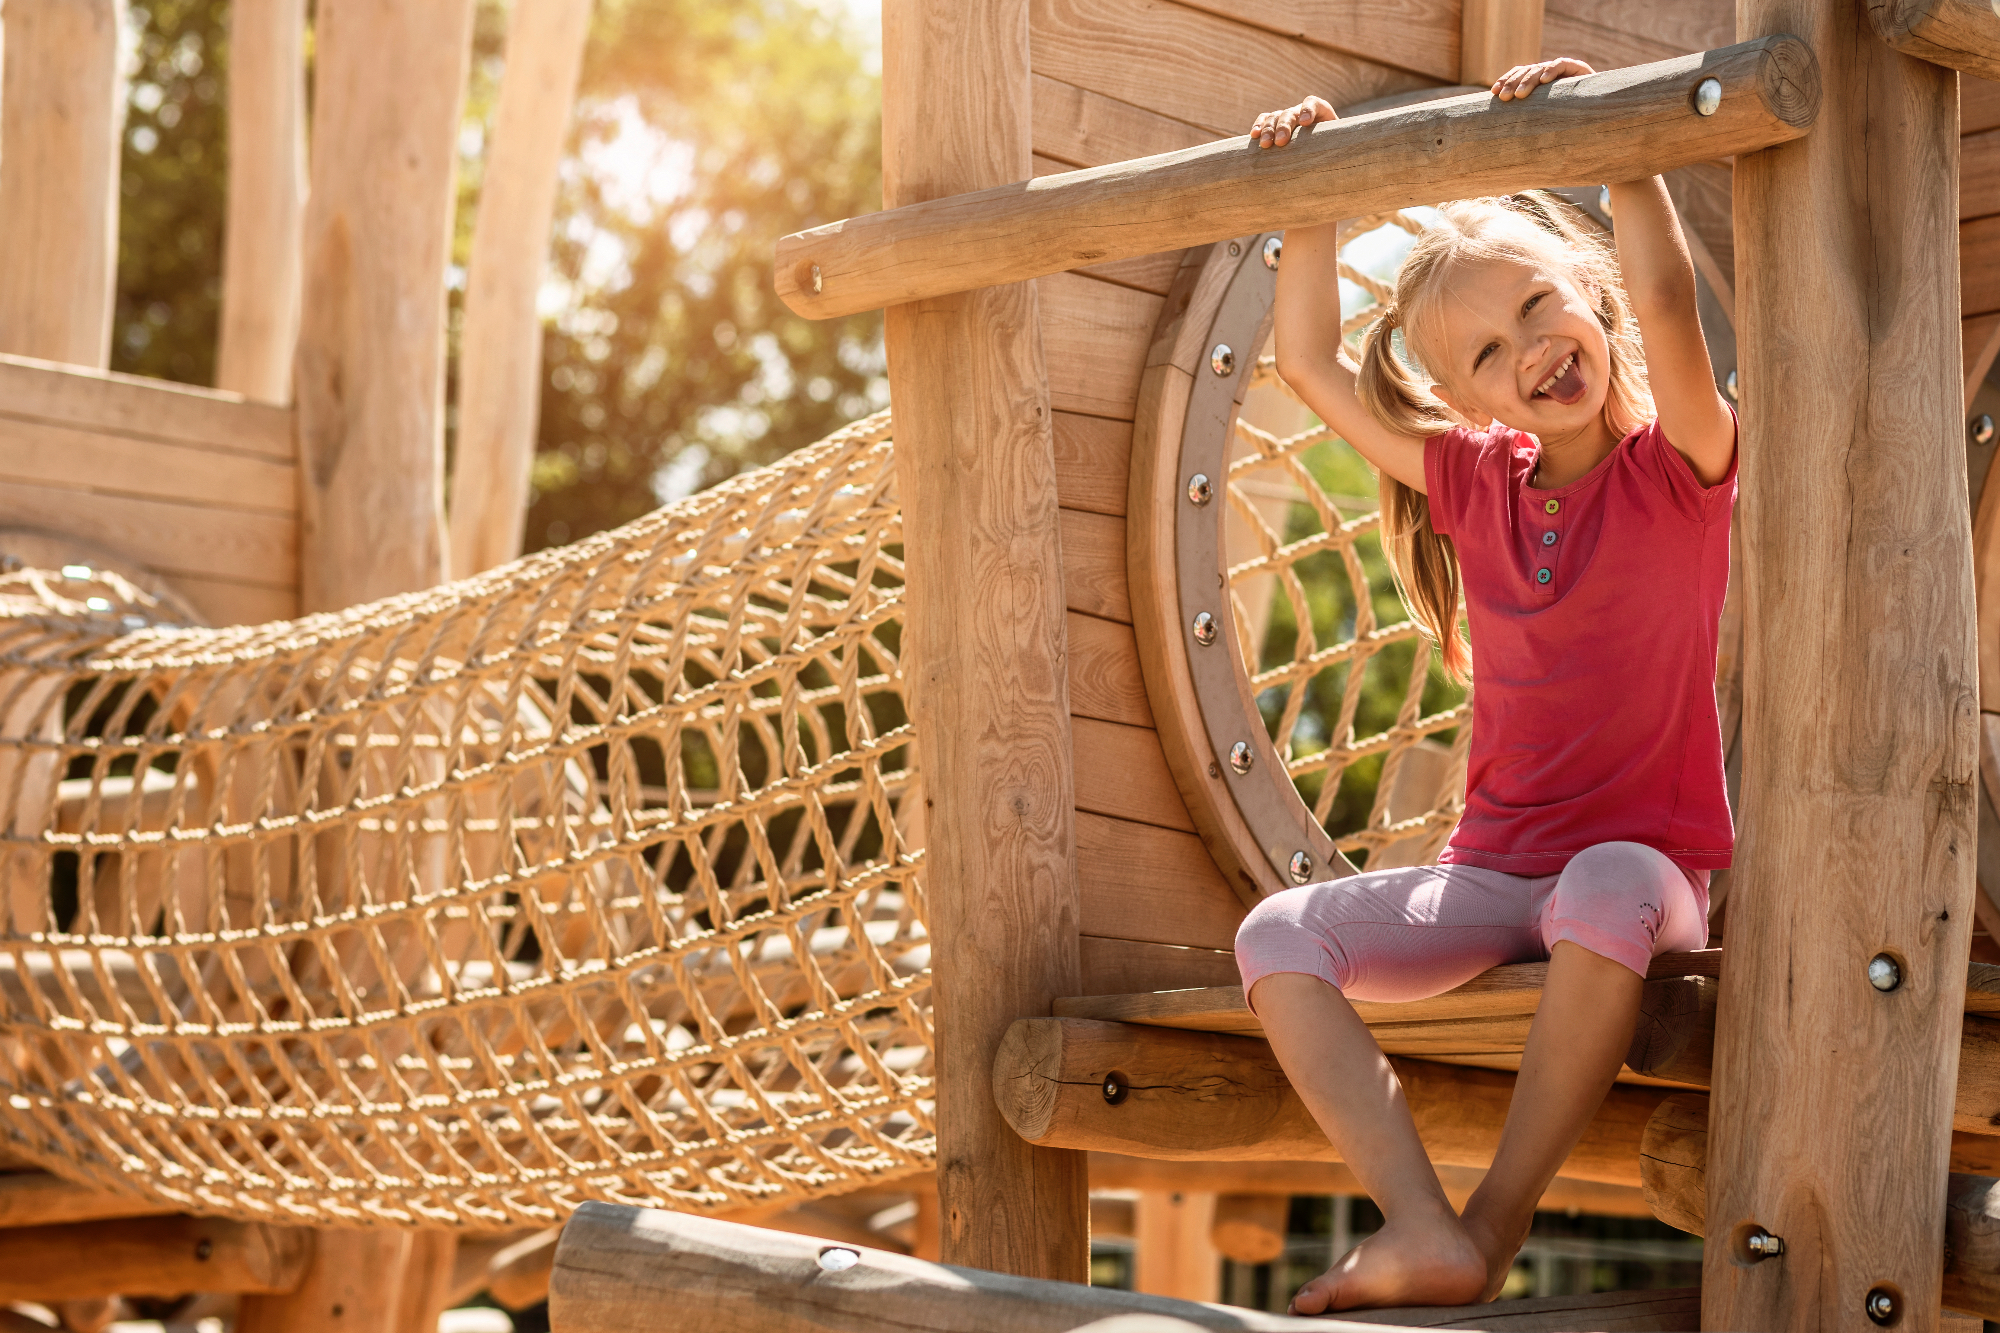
[1253,100,1430,494]
[1603,176,1735,484]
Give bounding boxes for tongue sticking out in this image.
[1541,356,1586,406]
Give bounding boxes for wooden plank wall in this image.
[0,356,298,626]
[1028,0,1446,994]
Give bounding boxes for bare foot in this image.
[1459,1209,1533,1303]
[1287,1207,1488,1314]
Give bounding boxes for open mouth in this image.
[1533,352,1586,406]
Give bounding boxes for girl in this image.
[1238,58,1736,1314]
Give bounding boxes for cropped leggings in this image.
[1234,841,1709,1006]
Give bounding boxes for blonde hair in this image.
[1354,191,1653,682]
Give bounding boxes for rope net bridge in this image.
[0,228,1472,1232]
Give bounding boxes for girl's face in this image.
[1420,253,1613,443]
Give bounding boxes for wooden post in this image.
[1459,0,1544,87]
[1132,1191,1220,1302]
[238,1231,428,1333]
[879,0,1089,1281]
[448,0,593,576]
[215,0,308,403]
[0,0,125,368]
[293,0,475,609]
[1710,4,1973,1331]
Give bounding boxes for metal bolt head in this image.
[1694,77,1722,117]
[1227,240,1242,257]
[1102,1071,1128,1105]
[1288,851,1313,885]
[809,264,823,295]
[1725,369,1739,402]
[1866,1287,1899,1325]
[1210,343,1236,376]
[1192,611,1218,646]
[817,1246,860,1272]
[1868,954,1902,992]
[1228,741,1254,775]
[1187,472,1213,506]
[1262,236,1283,270]
[1745,1230,1785,1258]
[1974,413,1996,446]
[194,1237,214,1261]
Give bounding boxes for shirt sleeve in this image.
[1422,427,1481,537]
[1632,411,1738,524]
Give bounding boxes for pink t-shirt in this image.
[1422,417,1736,875]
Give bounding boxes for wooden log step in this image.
[0,1214,311,1300]
[774,38,1818,319]
[550,1201,1697,1332]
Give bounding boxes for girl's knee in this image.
[1545,841,1706,963]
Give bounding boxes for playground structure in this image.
[4,0,2000,1330]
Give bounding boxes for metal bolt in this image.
[1745,1229,1785,1259]
[809,264,823,295]
[817,1246,860,1272]
[1725,369,1739,402]
[1192,611,1218,646]
[1868,954,1902,992]
[1227,240,1242,257]
[1288,851,1313,885]
[1694,78,1722,117]
[1187,472,1213,506]
[1866,1287,1899,1325]
[1102,1071,1129,1105]
[1228,741,1254,775]
[1974,413,1996,446]
[1210,343,1236,376]
[194,1237,214,1261]
[1262,236,1283,270]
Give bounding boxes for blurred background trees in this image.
[113,0,884,551]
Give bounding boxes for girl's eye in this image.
[1473,341,1499,371]
[1523,292,1545,315]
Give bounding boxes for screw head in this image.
[1228,741,1254,775]
[1227,240,1242,257]
[1262,236,1283,270]
[1724,369,1739,402]
[1288,851,1313,884]
[1866,1288,1899,1325]
[1187,472,1213,506]
[1102,1071,1129,1105]
[817,1246,860,1272]
[1974,413,1996,446]
[1211,343,1236,376]
[809,264,823,295]
[1868,954,1902,992]
[1694,77,1722,116]
[1192,611,1218,646]
[1745,1230,1785,1258]
[194,1237,214,1261]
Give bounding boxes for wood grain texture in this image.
[1871,0,2000,82]
[0,1173,176,1228]
[1041,272,1164,420]
[1028,0,1434,140]
[0,1215,312,1299]
[1077,934,1243,993]
[1132,1189,1219,1300]
[1969,214,2000,320]
[880,0,1088,1282]
[1541,1,1732,70]
[1711,3,1975,1328]
[294,0,473,609]
[450,0,593,577]
[0,418,295,515]
[1051,411,1132,516]
[1066,612,1153,727]
[1166,0,1458,82]
[1071,715,1197,832]
[1461,0,1545,86]
[215,0,307,402]
[1031,74,1212,170]
[0,356,294,458]
[1967,315,2000,404]
[778,39,1818,319]
[993,1017,1666,1185]
[1973,77,2000,135]
[238,1231,423,1333]
[1965,128,2000,220]
[1337,1289,1703,1331]
[0,0,123,368]
[0,483,296,587]
[1060,508,1130,621]
[1075,809,1242,949]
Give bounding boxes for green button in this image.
[1536,568,1552,585]
[1543,498,1561,515]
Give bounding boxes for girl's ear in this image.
[1431,382,1492,430]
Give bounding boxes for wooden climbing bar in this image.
[774,36,1819,320]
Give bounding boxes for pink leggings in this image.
[1234,841,1709,1006]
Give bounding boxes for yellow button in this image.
[1543,498,1560,515]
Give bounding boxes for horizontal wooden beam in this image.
[1085,1152,1654,1215]
[993,1017,1664,1186]
[0,1171,177,1228]
[1640,1094,2000,1320]
[1869,0,2000,82]
[774,38,1819,320]
[0,1215,311,1301]
[1325,1289,1701,1331]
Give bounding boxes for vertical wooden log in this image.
[879,0,1089,1282]
[237,1231,411,1333]
[0,0,125,368]
[215,0,308,403]
[1459,0,1543,87]
[1132,1191,1220,1302]
[391,1232,459,1333]
[294,0,475,610]
[448,0,592,576]
[1710,7,1972,1333]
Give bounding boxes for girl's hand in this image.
[1490,57,1594,101]
[1250,96,1336,149]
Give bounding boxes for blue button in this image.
[1542,530,1558,546]
[1536,568,1552,584]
